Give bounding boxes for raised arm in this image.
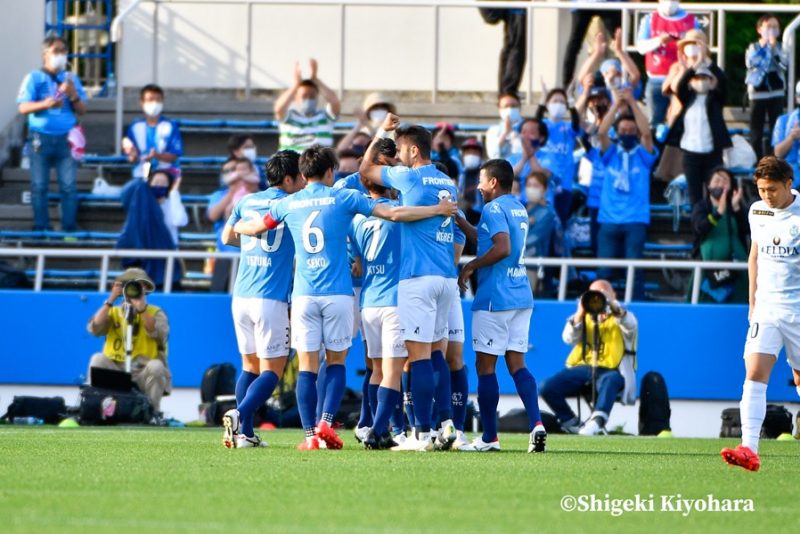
[598,92,622,152]
[575,32,607,90]
[612,28,641,88]
[625,89,653,153]
[274,62,303,121]
[360,113,401,185]
[310,59,341,118]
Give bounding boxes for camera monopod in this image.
[580,290,608,410]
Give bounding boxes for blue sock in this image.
[373,387,401,435]
[315,359,327,423]
[512,368,542,432]
[431,350,452,423]
[368,384,379,420]
[321,364,346,425]
[410,359,435,433]
[402,370,414,430]
[478,373,499,442]
[451,367,469,432]
[357,369,373,428]
[235,371,258,406]
[391,398,406,435]
[237,371,279,437]
[296,371,318,432]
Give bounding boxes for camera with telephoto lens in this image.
[580,289,609,316]
[123,280,143,301]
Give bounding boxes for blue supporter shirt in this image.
[772,110,800,185]
[125,117,184,178]
[227,188,295,301]
[540,119,580,191]
[585,147,605,210]
[598,143,659,225]
[333,172,368,195]
[472,194,534,312]
[380,164,458,280]
[350,198,402,308]
[17,70,87,136]
[269,181,375,297]
[508,152,557,207]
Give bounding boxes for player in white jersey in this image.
[235,146,456,450]
[722,157,800,471]
[219,150,306,448]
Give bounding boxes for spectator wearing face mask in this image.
[596,88,659,301]
[431,122,464,183]
[536,89,581,224]
[690,167,748,304]
[510,118,553,205]
[207,157,240,292]
[337,92,396,153]
[561,0,622,87]
[636,0,700,127]
[17,35,88,231]
[746,14,789,161]
[227,134,266,189]
[772,81,800,186]
[275,59,341,153]
[486,92,524,160]
[524,171,564,295]
[121,84,183,180]
[224,158,262,219]
[460,137,485,218]
[666,37,731,206]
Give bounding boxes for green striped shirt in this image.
[279,107,336,153]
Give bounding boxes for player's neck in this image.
[776,195,795,210]
[412,159,431,169]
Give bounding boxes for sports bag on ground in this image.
[1,396,66,424]
[638,371,671,435]
[201,363,237,404]
[79,386,153,424]
[720,404,792,439]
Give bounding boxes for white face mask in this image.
[683,44,700,58]
[526,186,544,203]
[499,106,521,123]
[463,154,481,170]
[691,79,710,94]
[49,53,68,71]
[768,28,780,40]
[369,109,388,125]
[142,101,163,117]
[605,76,621,90]
[299,98,317,115]
[242,147,257,162]
[658,0,679,17]
[586,109,597,126]
[548,102,567,120]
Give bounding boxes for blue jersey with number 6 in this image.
[227,188,294,301]
[350,198,401,308]
[380,164,457,280]
[269,181,375,297]
[472,194,534,312]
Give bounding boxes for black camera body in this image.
[581,289,609,316]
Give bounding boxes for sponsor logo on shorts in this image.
[449,328,463,336]
[327,336,351,346]
[413,326,420,334]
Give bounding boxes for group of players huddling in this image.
[219,113,546,453]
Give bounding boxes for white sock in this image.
[796,385,800,399]
[740,380,767,453]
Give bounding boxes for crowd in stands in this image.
[13,3,800,302]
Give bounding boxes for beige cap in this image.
[362,92,396,114]
[677,29,708,52]
[115,268,155,293]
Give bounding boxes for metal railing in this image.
[0,247,748,304]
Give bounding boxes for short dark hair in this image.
[373,138,397,164]
[140,84,164,100]
[707,166,735,188]
[545,88,567,103]
[526,171,549,189]
[395,125,432,160]
[299,79,318,92]
[520,118,548,145]
[756,13,778,28]
[498,91,520,104]
[227,134,254,155]
[42,35,67,53]
[266,150,300,187]
[480,159,514,191]
[614,113,637,131]
[299,145,337,179]
[754,156,793,184]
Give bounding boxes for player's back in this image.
[274,181,373,297]
[750,193,800,310]
[231,188,294,301]
[351,198,401,308]
[473,194,534,312]
[381,164,457,280]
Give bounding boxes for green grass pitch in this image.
[1,427,797,533]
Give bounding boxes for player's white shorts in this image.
[231,297,290,359]
[291,295,354,353]
[398,276,458,343]
[448,295,465,343]
[743,310,800,369]
[352,286,362,338]
[361,306,408,359]
[472,308,533,356]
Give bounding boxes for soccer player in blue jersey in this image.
[457,159,546,453]
[219,150,305,448]
[235,145,456,450]
[360,114,460,451]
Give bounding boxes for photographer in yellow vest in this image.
[87,268,171,413]
[540,279,638,436]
